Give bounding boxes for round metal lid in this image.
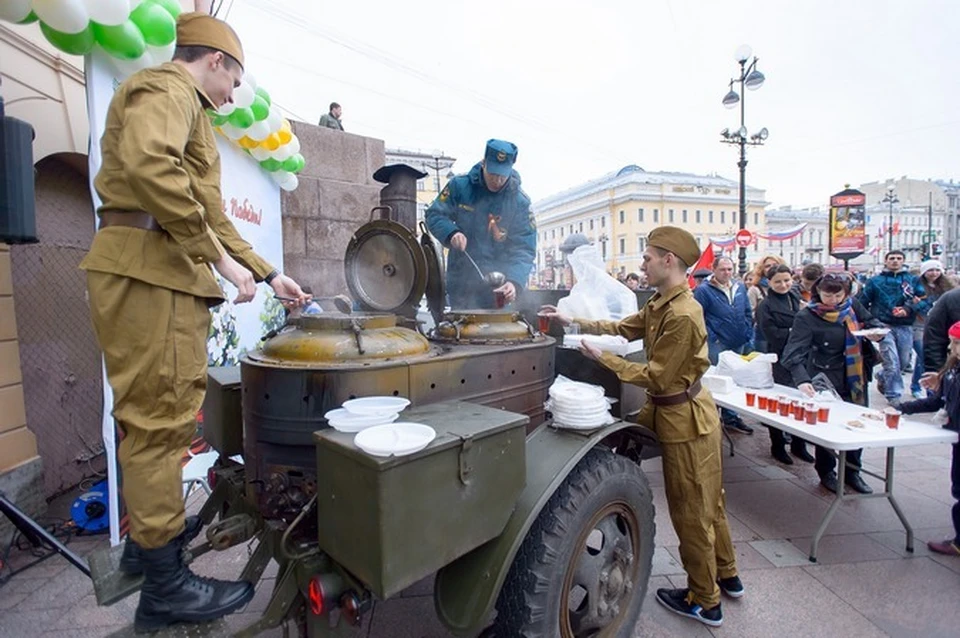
[344,219,427,314]
[420,223,446,328]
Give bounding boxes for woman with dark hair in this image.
[757,264,814,465]
[781,272,885,493]
[908,260,956,398]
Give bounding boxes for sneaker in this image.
[912,390,926,400]
[718,575,745,599]
[927,539,960,556]
[655,588,723,627]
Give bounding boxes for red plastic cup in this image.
[778,401,790,417]
[793,401,805,421]
[745,391,756,407]
[494,290,506,308]
[804,404,818,425]
[758,395,769,410]
[767,397,779,413]
[818,405,830,423]
[537,314,549,333]
[884,408,901,430]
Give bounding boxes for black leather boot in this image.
[120,515,203,575]
[791,440,815,464]
[134,536,254,633]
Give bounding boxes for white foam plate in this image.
[324,408,399,433]
[852,328,890,337]
[342,396,411,416]
[354,422,437,457]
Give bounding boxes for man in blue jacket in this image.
[858,250,924,405]
[425,139,537,309]
[694,256,754,433]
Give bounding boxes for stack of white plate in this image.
[547,382,614,430]
[324,396,410,433]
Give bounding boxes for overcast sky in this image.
[224,0,959,210]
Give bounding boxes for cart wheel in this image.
[491,447,654,637]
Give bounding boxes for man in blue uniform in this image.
[425,139,537,309]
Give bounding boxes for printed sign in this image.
[828,188,866,260]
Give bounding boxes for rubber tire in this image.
[490,447,655,637]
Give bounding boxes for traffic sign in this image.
[735,229,754,248]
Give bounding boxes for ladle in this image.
[463,250,506,288]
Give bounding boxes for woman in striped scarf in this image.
[781,272,886,494]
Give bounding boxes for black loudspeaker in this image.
[0,97,38,245]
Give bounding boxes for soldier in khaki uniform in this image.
[542,226,741,627]
[80,12,308,633]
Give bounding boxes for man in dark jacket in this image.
[693,256,754,433]
[425,139,536,309]
[859,250,924,405]
[924,286,960,372]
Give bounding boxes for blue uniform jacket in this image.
[425,162,536,308]
[693,278,754,349]
[858,270,924,326]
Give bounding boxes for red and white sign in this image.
[735,229,754,247]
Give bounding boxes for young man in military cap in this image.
[80,11,309,632]
[425,139,537,308]
[541,226,742,627]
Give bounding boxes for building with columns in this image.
[532,165,767,287]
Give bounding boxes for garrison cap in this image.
[648,226,700,266]
[483,139,518,176]
[176,12,245,69]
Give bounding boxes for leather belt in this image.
[647,379,702,407]
[99,211,162,232]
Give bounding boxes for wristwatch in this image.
[265,270,280,285]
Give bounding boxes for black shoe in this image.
[717,575,745,599]
[725,419,755,435]
[120,515,203,575]
[846,473,874,494]
[791,443,815,464]
[771,446,794,465]
[134,537,254,633]
[820,472,839,493]
[655,588,723,627]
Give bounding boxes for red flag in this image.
[892,221,901,235]
[687,243,715,288]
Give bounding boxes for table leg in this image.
[718,408,735,457]
[884,447,914,553]
[809,451,846,563]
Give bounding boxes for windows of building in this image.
[638,236,647,253]
[560,227,564,238]
[668,209,675,223]
[551,229,555,239]
[709,210,714,223]
[638,208,644,222]
[696,210,701,223]
[579,222,583,232]
[590,219,594,230]
[601,217,606,228]
[619,210,625,224]
[653,209,659,223]
[619,237,625,254]
[721,210,726,224]
[754,212,759,225]
[682,209,688,223]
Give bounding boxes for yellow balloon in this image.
[277,130,292,145]
[238,136,258,149]
[262,133,281,151]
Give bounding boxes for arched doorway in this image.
[10,153,104,497]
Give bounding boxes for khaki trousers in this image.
[660,427,737,608]
[87,272,210,549]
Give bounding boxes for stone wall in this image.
[281,122,385,298]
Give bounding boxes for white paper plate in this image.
[342,396,411,416]
[354,422,437,457]
[324,408,399,433]
[852,328,890,337]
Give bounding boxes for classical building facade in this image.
[859,177,949,268]
[532,165,767,287]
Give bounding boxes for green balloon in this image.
[211,114,230,127]
[281,155,302,173]
[254,87,271,106]
[130,2,176,47]
[229,108,255,129]
[149,0,182,19]
[40,22,95,56]
[93,21,147,61]
[18,11,38,24]
[250,96,270,121]
[259,158,282,172]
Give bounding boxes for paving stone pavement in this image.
[1,377,958,637]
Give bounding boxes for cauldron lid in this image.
[344,219,426,315]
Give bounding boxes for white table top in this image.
[711,383,958,450]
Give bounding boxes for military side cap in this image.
[484,139,518,176]
[177,12,245,69]
[648,226,700,265]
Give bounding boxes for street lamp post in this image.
[720,44,767,277]
[882,186,899,252]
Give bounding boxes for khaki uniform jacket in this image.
[577,283,720,443]
[80,63,274,303]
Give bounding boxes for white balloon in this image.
[84,0,130,26]
[246,120,270,142]
[34,0,90,34]
[217,101,236,116]
[273,145,293,162]
[105,47,152,78]
[265,109,283,133]
[242,72,257,91]
[219,122,246,140]
[232,82,255,109]
[280,175,299,192]
[249,146,271,161]
[270,170,290,185]
[0,0,33,23]
[287,137,301,155]
[150,41,175,64]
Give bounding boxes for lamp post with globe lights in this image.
[882,186,899,252]
[720,44,767,277]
